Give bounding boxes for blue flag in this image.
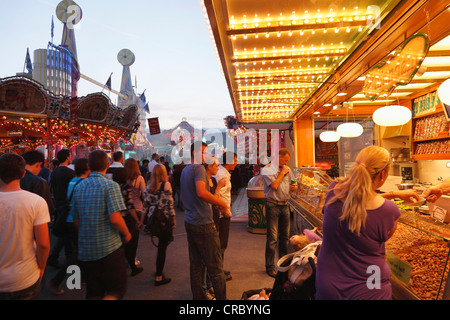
[51,16,54,41]
[25,48,33,74]
[140,92,147,104]
[104,74,112,90]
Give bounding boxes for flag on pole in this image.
[144,103,150,114]
[105,74,112,90]
[25,48,33,74]
[139,91,147,104]
[51,16,54,42]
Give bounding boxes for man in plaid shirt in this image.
[72,150,131,300]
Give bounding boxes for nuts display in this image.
[386,223,450,300]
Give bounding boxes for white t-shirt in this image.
[213,165,232,217]
[148,160,159,173]
[0,190,50,292]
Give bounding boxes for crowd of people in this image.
[2,142,449,300]
[0,145,246,300]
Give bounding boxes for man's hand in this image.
[281,166,290,176]
[122,231,132,244]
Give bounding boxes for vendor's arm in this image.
[422,177,450,202]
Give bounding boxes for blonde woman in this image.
[316,146,401,300]
[142,164,176,286]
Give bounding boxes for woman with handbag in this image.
[143,164,176,286]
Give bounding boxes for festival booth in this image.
[203,0,450,300]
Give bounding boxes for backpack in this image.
[146,182,173,240]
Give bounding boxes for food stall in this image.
[203,0,450,300]
[288,166,450,300]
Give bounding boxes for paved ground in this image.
[39,188,277,300]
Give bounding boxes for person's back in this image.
[0,190,50,293]
[71,150,130,300]
[180,163,213,225]
[72,172,124,261]
[0,153,50,299]
[50,164,75,208]
[316,146,400,300]
[316,182,399,300]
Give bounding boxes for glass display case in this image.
[287,168,450,300]
[386,222,450,300]
[290,167,332,221]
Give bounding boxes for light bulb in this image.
[337,123,363,138]
[320,131,341,142]
[373,105,412,126]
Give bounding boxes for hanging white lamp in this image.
[438,79,450,106]
[320,131,341,142]
[337,122,364,138]
[373,105,412,127]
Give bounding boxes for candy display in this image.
[413,113,449,141]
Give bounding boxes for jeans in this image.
[265,202,290,272]
[184,222,227,300]
[51,222,79,286]
[123,215,140,272]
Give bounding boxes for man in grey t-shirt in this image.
[182,163,214,225]
[180,141,229,300]
[261,148,297,278]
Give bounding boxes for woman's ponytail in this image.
[340,164,373,236]
[326,146,391,236]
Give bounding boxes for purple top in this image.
[316,182,400,300]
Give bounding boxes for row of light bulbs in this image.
[231,25,363,40]
[230,10,370,30]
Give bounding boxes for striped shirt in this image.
[71,172,127,262]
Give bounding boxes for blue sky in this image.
[0,0,235,129]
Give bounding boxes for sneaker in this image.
[205,290,216,300]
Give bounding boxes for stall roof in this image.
[202,0,450,124]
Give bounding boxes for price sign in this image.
[386,252,412,285]
[432,206,447,223]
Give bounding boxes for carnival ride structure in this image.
[0,0,150,156]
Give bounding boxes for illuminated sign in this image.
[363,33,429,101]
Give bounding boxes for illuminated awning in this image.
[202,0,450,124]
[202,0,403,123]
